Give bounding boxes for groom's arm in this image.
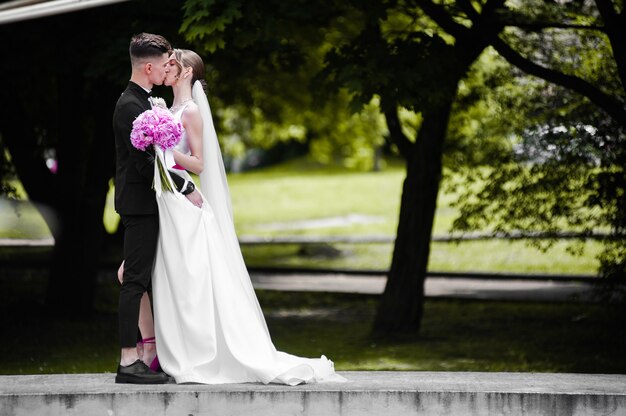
[116,101,187,191]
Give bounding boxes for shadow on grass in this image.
[0,272,624,375]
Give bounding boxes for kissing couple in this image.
[112,32,345,385]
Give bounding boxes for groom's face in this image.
[147,53,170,86]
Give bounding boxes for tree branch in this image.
[492,36,626,129]
[412,0,470,39]
[505,22,605,32]
[595,0,626,93]
[492,8,605,32]
[457,0,480,21]
[468,0,506,42]
[594,0,618,25]
[384,107,413,159]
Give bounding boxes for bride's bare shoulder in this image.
[181,102,203,128]
[182,101,200,117]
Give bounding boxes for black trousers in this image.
[119,214,159,348]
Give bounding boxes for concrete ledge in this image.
[1,371,625,415]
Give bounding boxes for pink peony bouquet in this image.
[130,107,182,151]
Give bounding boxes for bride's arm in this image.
[173,104,204,175]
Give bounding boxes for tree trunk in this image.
[370,11,497,336]
[372,100,454,338]
[45,75,116,316]
[44,145,111,316]
[1,67,115,316]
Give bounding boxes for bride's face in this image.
[163,54,189,87]
[163,55,180,87]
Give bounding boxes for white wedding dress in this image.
[151,85,345,385]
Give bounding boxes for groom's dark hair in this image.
[129,33,172,66]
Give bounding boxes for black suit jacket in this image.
[113,82,185,215]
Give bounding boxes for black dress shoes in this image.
[115,359,170,384]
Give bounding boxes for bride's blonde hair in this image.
[172,49,207,92]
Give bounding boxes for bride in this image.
[138,49,344,385]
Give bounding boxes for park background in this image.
[0,0,624,375]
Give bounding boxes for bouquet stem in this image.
[155,153,174,193]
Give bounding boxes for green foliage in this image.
[180,0,391,170]
[444,48,516,167]
[307,96,387,170]
[181,0,243,52]
[179,0,476,169]
[322,26,458,112]
[449,59,625,280]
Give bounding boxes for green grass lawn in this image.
[240,240,602,274]
[228,159,404,237]
[1,156,603,274]
[0,275,623,375]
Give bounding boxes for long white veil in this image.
[192,81,234,228]
[191,80,266,318]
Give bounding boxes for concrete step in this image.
[1,371,625,415]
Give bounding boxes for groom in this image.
[113,33,202,384]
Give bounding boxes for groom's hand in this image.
[185,190,203,208]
